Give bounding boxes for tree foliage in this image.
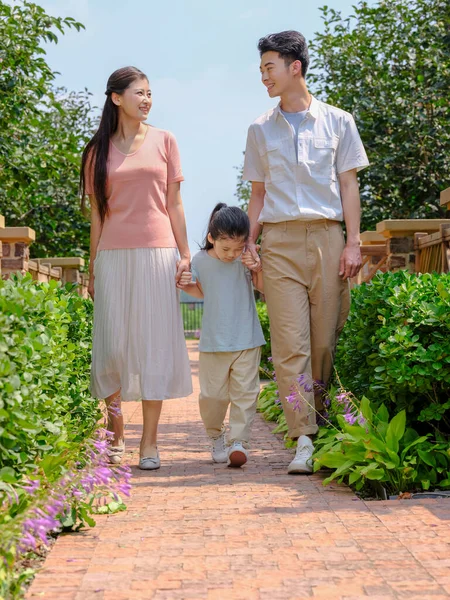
[235,0,450,230]
[309,0,450,230]
[0,1,95,257]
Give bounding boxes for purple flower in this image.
[344,412,357,425]
[286,392,302,413]
[22,479,40,494]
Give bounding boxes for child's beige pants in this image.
[199,347,261,447]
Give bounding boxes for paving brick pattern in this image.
[27,341,450,599]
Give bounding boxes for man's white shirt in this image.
[243,95,369,223]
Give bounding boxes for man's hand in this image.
[339,243,362,279]
[175,257,191,286]
[242,243,262,272]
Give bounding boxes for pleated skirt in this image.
[91,248,193,401]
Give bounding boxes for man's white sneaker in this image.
[227,442,248,468]
[211,432,228,463]
[288,435,314,474]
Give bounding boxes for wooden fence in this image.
[415,224,450,274]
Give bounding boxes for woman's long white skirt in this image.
[91,248,193,401]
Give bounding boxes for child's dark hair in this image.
[202,203,250,251]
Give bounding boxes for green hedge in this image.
[335,271,450,436]
[0,274,100,481]
[0,275,105,598]
[256,301,271,374]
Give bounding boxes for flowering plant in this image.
[288,374,450,496]
[0,276,131,597]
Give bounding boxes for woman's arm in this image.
[167,182,191,282]
[88,195,102,300]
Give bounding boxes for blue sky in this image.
[36,0,371,254]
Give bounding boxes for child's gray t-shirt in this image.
[191,250,265,353]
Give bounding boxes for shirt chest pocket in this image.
[260,139,290,183]
[307,136,338,181]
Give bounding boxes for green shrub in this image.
[0,275,132,599]
[256,301,272,373]
[335,271,450,436]
[257,381,296,448]
[0,274,101,482]
[313,394,450,497]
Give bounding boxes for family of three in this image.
[80,30,369,473]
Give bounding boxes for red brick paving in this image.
[27,341,450,599]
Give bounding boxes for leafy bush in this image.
[257,381,296,448]
[0,274,100,480]
[335,271,450,436]
[313,393,450,497]
[256,301,272,373]
[0,275,132,598]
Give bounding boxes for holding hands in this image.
[241,243,262,272]
[176,257,192,289]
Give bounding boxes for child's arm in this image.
[251,270,264,294]
[182,281,204,299]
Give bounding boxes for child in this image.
[183,203,265,467]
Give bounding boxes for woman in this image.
[80,66,193,470]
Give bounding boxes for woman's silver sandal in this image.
[138,450,160,470]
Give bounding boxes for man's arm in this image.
[338,168,362,279]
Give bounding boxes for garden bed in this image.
[0,275,130,599]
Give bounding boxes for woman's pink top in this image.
[85,127,183,251]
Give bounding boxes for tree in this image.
[234,156,251,212]
[309,0,450,230]
[235,0,450,231]
[0,1,95,257]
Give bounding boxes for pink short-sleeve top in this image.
[85,127,183,251]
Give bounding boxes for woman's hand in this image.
[176,269,192,289]
[175,257,191,287]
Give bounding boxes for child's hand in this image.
[242,245,262,272]
[176,270,192,288]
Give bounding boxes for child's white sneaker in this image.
[211,432,227,463]
[288,435,314,474]
[227,441,248,468]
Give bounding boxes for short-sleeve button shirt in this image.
[242,96,369,223]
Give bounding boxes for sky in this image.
[35,0,371,254]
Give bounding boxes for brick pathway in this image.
[27,341,450,600]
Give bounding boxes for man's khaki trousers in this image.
[261,219,350,439]
[199,347,261,447]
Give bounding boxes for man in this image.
[243,30,369,474]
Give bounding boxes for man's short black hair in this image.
[258,30,309,77]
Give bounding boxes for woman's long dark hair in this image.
[80,66,148,224]
[202,203,250,250]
